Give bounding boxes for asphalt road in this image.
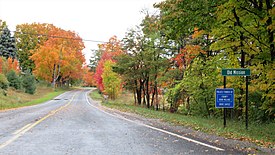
[0,88,243,155]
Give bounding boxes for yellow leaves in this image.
[192,27,205,39]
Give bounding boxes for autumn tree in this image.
[15,23,50,72]
[102,60,122,100]
[211,0,275,121]
[30,25,85,87]
[115,14,170,109]
[82,66,95,87]
[0,57,20,75]
[94,36,123,93]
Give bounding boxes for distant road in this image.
[0,88,242,155]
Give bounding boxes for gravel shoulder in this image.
[91,99,274,155]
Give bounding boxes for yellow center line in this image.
[13,123,32,135]
[0,92,76,150]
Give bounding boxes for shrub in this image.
[6,70,21,89]
[0,73,9,95]
[22,72,36,94]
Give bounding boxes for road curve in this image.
[0,88,243,155]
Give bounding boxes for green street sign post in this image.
[220,68,251,129]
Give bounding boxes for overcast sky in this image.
[0,0,162,63]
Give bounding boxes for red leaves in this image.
[172,45,206,69]
[94,36,123,92]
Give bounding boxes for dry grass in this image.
[0,86,63,110]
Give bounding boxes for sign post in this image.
[215,88,234,128]
[219,68,250,129]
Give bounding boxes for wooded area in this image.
[0,21,89,95]
[93,0,274,123]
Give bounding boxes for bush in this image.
[0,73,9,95]
[22,72,36,94]
[6,70,21,89]
[0,73,9,90]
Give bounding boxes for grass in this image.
[0,86,67,110]
[90,89,275,148]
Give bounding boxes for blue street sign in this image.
[215,88,234,108]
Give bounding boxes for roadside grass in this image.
[0,86,67,110]
[90,89,275,148]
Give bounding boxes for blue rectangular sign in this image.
[215,88,234,108]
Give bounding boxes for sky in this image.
[0,0,162,64]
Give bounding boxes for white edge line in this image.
[85,91,225,151]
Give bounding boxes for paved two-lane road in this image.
[0,89,243,155]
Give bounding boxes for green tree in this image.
[211,0,275,122]
[6,70,21,90]
[15,23,49,72]
[0,26,17,60]
[115,16,169,109]
[102,60,122,100]
[0,20,7,32]
[22,71,36,94]
[0,73,9,95]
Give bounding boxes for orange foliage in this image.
[83,66,95,86]
[0,57,20,74]
[30,25,85,83]
[173,45,206,69]
[7,58,20,73]
[192,27,205,39]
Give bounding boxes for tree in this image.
[94,36,123,92]
[0,57,20,75]
[6,70,21,90]
[210,0,275,121]
[22,71,36,94]
[82,66,95,87]
[115,16,170,109]
[30,25,85,87]
[0,73,8,95]
[15,23,50,72]
[102,60,122,99]
[0,26,17,60]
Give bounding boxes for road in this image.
[0,88,243,155]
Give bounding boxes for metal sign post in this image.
[215,88,234,127]
[219,68,250,129]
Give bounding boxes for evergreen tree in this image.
[6,70,21,90]
[0,26,17,60]
[22,71,36,94]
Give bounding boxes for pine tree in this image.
[0,26,17,60]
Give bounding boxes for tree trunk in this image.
[135,80,142,105]
[151,87,155,107]
[133,89,137,105]
[205,97,210,117]
[156,85,159,111]
[145,77,150,108]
